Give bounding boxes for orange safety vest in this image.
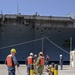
[6,54,15,66]
[27,56,33,65]
[40,56,44,66]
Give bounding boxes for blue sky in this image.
[0,0,75,17]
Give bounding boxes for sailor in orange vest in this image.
[35,52,44,75]
[27,53,34,75]
[5,48,19,75]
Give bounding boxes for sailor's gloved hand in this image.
[17,63,20,67]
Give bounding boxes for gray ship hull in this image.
[0,14,75,64]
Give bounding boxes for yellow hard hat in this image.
[10,48,16,53]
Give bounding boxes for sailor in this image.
[5,48,19,75]
[35,52,45,75]
[33,54,37,74]
[34,54,37,63]
[27,53,34,75]
[45,55,50,66]
[59,54,63,70]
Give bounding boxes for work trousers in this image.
[27,65,31,75]
[60,63,63,70]
[8,70,15,75]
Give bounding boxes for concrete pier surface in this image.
[0,64,75,75]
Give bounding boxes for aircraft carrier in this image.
[0,14,75,64]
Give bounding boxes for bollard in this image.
[51,63,54,75]
[54,64,58,75]
[30,64,34,75]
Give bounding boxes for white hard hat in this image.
[60,54,62,57]
[34,54,37,57]
[39,52,43,55]
[30,53,33,56]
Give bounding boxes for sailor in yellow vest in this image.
[35,52,45,75]
[5,48,19,75]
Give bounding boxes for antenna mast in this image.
[17,0,19,15]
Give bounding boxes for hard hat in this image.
[34,54,37,57]
[60,54,62,57]
[10,48,16,53]
[30,53,33,56]
[39,52,43,55]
